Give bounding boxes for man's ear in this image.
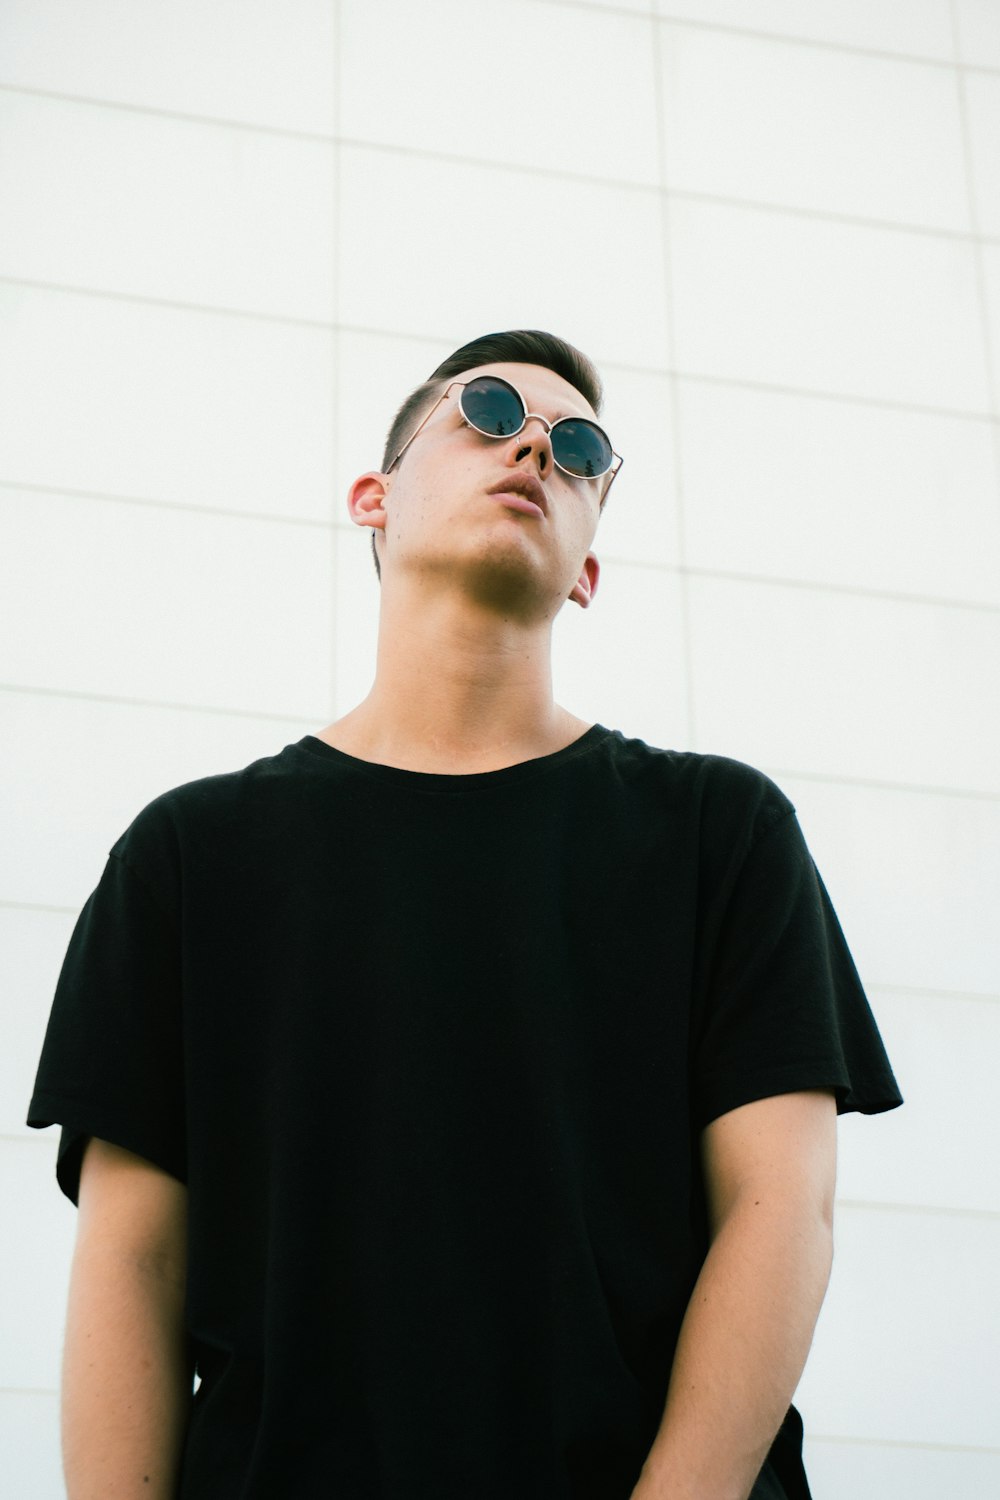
[568,551,600,609]
[347,471,390,531]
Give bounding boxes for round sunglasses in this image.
[387,375,623,497]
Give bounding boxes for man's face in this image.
[358,361,604,617]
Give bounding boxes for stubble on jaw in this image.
[438,514,580,622]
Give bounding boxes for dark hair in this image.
[369,329,605,580]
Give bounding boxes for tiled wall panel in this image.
[0,286,336,520]
[803,1439,1000,1500]
[668,199,990,409]
[0,1139,75,1391]
[0,0,337,132]
[654,0,956,60]
[677,380,1000,605]
[688,574,1000,794]
[0,93,336,319]
[954,0,1000,67]
[1,907,73,1137]
[659,26,969,228]
[964,71,1000,235]
[781,777,1000,1000]
[796,1203,1000,1448]
[0,1391,64,1500]
[0,490,336,719]
[341,0,660,185]
[551,558,689,747]
[983,244,1000,394]
[835,990,1000,1214]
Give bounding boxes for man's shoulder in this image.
[598,729,794,822]
[108,741,299,864]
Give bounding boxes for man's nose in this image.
[507,416,553,473]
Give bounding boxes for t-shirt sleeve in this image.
[691,799,903,1129]
[26,846,187,1205]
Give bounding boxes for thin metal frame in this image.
[386,377,624,501]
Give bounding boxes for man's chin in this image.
[456,545,558,618]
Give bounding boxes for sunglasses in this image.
[387,375,623,498]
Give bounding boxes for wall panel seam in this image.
[806,1433,1000,1454]
[0,81,337,144]
[835,1197,1000,1221]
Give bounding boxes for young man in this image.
[29,329,902,1500]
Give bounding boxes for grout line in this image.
[2,268,998,427]
[1,1131,65,1147]
[867,981,1000,1005]
[1,10,998,119]
[650,6,982,74]
[683,561,1000,612]
[0,81,337,141]
[339,139,1000,248]
[806,1433,1000,1455]
[1,899,81,916]
[0,275,336,331]
[0,478,332,528]
[563,0,1000,77]
[2,93,1000,247]
[835,1197,1000,1223]
[330,0,342,718]
[765,763,1000,804]
[671,562,1000,616]
[5,277,996,425]
[660,183,992,247]
[952,3,999,415]
[650,11,697,753]
[661,367,997,423]
[0,679,316,722]
[950,0,1000,543]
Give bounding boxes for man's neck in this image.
[317,587,590,774]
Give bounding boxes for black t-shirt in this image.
[28,726,902,1499]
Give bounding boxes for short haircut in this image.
[369,329,605,580]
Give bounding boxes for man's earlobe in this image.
[569,552,600,609]
[347,471,390,530]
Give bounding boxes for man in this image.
[29,329,902,1499]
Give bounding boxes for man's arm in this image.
[62,1137,192,1500]
[630,1088,837,1500]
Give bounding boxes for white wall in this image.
[2,2,998,1494]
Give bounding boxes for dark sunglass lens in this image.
[460,377,524,437]
[552,420,612,478]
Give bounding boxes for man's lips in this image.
[492,492,545,519]
[487,473,547,516]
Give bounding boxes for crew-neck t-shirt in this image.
[28,725,902,1499]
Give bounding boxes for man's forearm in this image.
[62,1243,192,1500]
[631,1192,833,1500]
